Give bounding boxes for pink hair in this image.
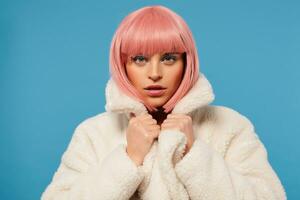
[109,5,200,113]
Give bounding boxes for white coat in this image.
[41,73,287,200]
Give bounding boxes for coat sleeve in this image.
[174,118,287,200]
[41,123,144,200]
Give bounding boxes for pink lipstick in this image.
[144,85,166,97]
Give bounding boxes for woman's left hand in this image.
[161,113,194,156]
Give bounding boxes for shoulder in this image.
[192,105,259,157]
[194,105,255,134]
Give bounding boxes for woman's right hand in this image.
[126,113,160,166]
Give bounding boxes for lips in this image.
[144,85,166,97]
[144,85,166,90]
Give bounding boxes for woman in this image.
[41,5,287,200]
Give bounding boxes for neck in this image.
[148,106,170,126]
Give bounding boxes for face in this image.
[125,52,185,109]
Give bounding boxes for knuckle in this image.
[146,114,152,118]
[145,134,153,142]
[129,119,135,125]
[131,123,138,129]
[154,129,160,136]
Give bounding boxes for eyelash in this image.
[131,54,177,63]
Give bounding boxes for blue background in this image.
[1,0,299,199]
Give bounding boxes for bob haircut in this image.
[109,5,200,113]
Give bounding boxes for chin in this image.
[146,99,167,108]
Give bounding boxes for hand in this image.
[126,113,160,166]
[161,113,194,156]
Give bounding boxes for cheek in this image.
[167,65,184,85]
[176,67,184,81]
[125,65,145,86]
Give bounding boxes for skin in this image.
[125,52,195,166]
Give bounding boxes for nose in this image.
[148,61,162,81]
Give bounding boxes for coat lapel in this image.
[105,73,215,200]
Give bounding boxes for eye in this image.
[131,55,147,65]
[161,53,177,64]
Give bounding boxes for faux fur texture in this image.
[41,73,287,200]
[105,73,215,118]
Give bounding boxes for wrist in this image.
[126,147,143,166]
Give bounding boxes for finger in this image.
[138,113,153,120]
[162,119,183,126]
[145,124,160,131]
[166,114,192,124]
[135,114,151,124]
[149,129,160,138]
[161,122,177,127]
[144,130,156,140]
[167,113,186,119]
[163,118,180,123]
[143,118,157,125]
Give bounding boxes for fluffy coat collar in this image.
[105,73,215,117]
